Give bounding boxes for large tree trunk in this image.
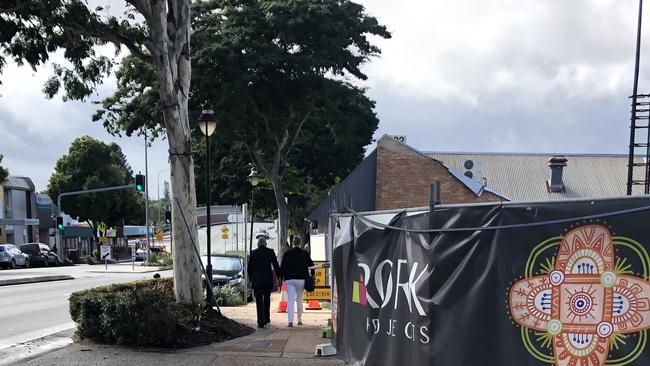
[144,0,202,306]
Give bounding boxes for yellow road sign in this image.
[221,226,230,234]
[156,232,164,241]
[222,233,229,240]
[99,236,108,244]
[304,287,330,300]
[155,227,163,235]
[98,222,107,234]
[314,268,327,286]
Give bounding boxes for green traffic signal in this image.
[56,216,64,231]
[135,174,145,192]
[164,210,172,225]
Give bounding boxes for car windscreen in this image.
[20,244,39,254]
[203,256,242,271]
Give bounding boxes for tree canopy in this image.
[46,136,143,235]
[0,154,8,183]
[94,0,389,255]
[1,0,204,305]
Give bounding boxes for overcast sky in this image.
[1,0,649,193]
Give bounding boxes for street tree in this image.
[0,0,202,305]
[94,0,389,258]
[46,136,143,247]
[0,155,8,183]
[192,0,388,257]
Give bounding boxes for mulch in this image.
[171,308,254,348]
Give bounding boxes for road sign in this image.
[314,267,327,286]
[98,222,107,234]
[304,287,330,300]
[99,236,108,244]
[221,226,230,234]
[155,227,164,240]
[222,233,229,240]
[100,245,111,260]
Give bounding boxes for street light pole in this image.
[247,168,261,252]
[157,169,169,225]
[144,129,151,260]
[198,110,218,298]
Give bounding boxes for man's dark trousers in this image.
[254,288,271,326]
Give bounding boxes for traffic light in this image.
[135,174,145,192]
[56,216,64,231]
[164,210,172,225]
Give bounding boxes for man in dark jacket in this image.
[248,237,281,328]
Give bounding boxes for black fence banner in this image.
[333,197,650,365]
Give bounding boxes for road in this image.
[0,264,172,351]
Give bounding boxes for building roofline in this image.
[424,151,636,158]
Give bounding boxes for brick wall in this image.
[375,137,503,210]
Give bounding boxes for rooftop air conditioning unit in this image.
[463,159,482,181]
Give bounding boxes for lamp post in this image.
[198,109,218,292]
[157,169,169,225]
[247,167,261,252]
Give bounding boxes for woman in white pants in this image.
[281,237,314,327]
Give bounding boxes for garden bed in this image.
[69,278,254,348]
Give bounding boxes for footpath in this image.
[19,292,343,366]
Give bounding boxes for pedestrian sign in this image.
[304,287,330,300]
[99,236,108,244]
[98,222,107,234]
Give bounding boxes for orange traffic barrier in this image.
[306,299,321,310]
[277,281,288,313]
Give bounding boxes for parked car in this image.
[201,255,252,301]
[19,243,59,267]
[0,244,30,269]
[134,246,162,261]
[255,229,270,240]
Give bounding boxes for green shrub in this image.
[213,285,244,306]
[69,278,180,346]
[143,251,173,267]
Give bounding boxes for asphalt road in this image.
[0,265,172,350]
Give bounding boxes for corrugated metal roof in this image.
[3,176,35,191]
[426,152,646,201]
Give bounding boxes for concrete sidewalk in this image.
[20,293,341,366]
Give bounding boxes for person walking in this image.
[247,237,281,328]
[280,237,314,327]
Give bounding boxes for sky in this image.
[1,0,649,193]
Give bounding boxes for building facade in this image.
[309,135,644,233]
[1,176,38,245]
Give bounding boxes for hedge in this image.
[69,278,181,346]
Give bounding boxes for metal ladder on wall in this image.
[627,94,650,194]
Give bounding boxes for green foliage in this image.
[45,136,144,231]
[213,285,244,307]
[92,0,388,240]
[144,251,173,266]
[69,278,180,346]
[0,1,150,101]
[0,154,8,183]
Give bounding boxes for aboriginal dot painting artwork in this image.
[509,224,650,366]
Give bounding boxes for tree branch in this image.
[282,112,310,158]
[67,26,153,64]
[125,0,153,22]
